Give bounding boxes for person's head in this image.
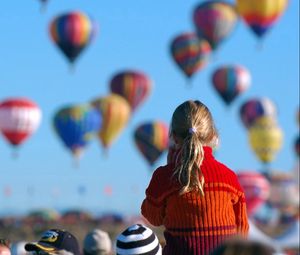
[211,238,276,255]
[170,100,218,195]
[24,229,80,255]
[0,239,11,255]
[83,229,112,255]
[115,224,161,255]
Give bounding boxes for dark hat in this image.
[116,224,161,255]
[25,229,80,255]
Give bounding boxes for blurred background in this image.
[0,0,299,253]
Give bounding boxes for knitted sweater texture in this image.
[141,146,249,255]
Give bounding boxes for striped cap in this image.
[116,224,162,255]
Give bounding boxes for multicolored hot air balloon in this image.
[240,97,277,129]
[268,172,299,212]
[0,98,42,148]
[134,121,169,166]
[248,117,283,164]
[53,104,102,159]
[109,70,152,112]
[170,32,211,79]
[236,0,288,38]
[91,94,131,149]
[212,65,251,105]
[49,11,97,64]
[237,171,270,216]
[193,1,238,50]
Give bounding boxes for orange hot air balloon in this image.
[236,0,288,38]
[109,70,152,112]
[91,94,131,149]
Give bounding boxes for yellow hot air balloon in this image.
[236,0,288,39]
[248,116,283,164]
[91,94,131,149]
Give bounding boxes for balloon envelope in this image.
[134,121,169,166]
[109,70,152,112]
[0,98,42,146]
[240,97,277,129]
[49,11,97,64]
[268,172,300,212]
[236,0,288,38]
[91,94,131,149]
[237,171,270,216]
[53,104,101,158]
[170,32,211,79]
[248,117,283,164]
[193,0,238,50]
[212,65,251,105]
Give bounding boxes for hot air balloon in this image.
[193,1,238,50]
[109,70,152,112]
[239,97,277,129]
[236,0,288,38]
[49,11,97,65]
[237,171,270,216]
[0,98,42,149]
[248,116,283,165]
[212,65,251,105]
[53,104,102,160]
[134,121,169,166]
[91,94,131,149]
[170,32,211,79]
[268,172,299,212]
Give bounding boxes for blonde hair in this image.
[171,100,218,196]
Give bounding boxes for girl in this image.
[141,100,249,255]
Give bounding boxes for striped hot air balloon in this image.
[236,0,288,38]
[109,70,152,112]
[134,121,169,166]
[0,98,42,147]
[237,170,270,216]
[170,32,211,79]
[91,94,131,149]
[49,11,98,64]
[193,1,238,50]
[212,65,251,105]
[240,97,277,129]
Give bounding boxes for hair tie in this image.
[188,127,197,134]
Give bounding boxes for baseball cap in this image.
[116,224,161,255]
[83,229,112,255]
[25,229,80,255]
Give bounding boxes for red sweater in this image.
[141,146,249,255]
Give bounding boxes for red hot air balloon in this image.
[170,32,211,79]
[237,171,270,217]
[0,98,42,147]
[49,11,98,65]
[212,65,251,105]
[110,70,152,112]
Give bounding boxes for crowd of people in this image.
[0,100,297,255]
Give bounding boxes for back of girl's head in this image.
[171,100,218,145]
[171,100,218,195]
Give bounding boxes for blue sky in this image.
[0,0,299,217]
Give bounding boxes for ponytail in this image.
[173,132,205,196]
